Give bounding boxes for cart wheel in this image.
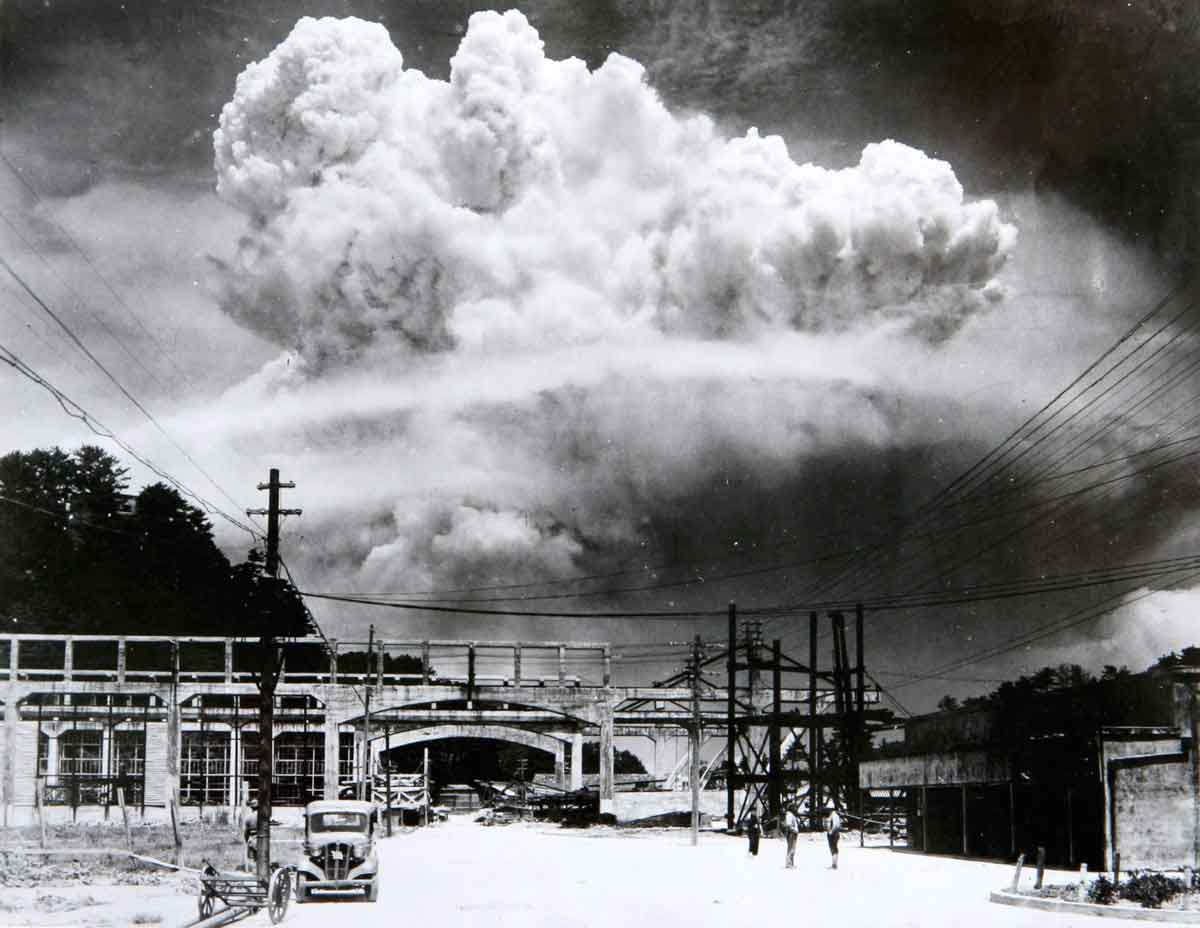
[198,892,214,920]
[267,867,291,924]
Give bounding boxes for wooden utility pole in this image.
[726,602,736,831]
[423,747,430,827]
[690,634,702,847]
[245,468,301,881]
[359,625,375,802]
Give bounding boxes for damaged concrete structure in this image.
[860,668,1200,871]
[0,633,672,824]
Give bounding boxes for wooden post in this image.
[602,645,611,687]
[557,645,566,685]
[117,786,133,851]
[1010,852,1026,892]
[809,611,819,830]
[1035,845,1046,889]
[922,785,928,852]
[360,628,374,802]
[385,728,393,837]
[224,639,233,684]
[726,602,736,832]
[514,645,522,685]
[423,747,430,827]
[117,639,127,684]
[889,789,895,848]
[467,643,476,702]
[1114,852,1121,885]
[35,779,46,849]
[329,639,338,685]
[169,789,183,866]
[961,785,968,856]
[769,639,782,825]
[376,643,384,690]
[63,637,73,682]
[422,642,430,684]
[690,635,701,847]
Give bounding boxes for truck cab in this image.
[294,799,380,903]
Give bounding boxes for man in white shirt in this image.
[782,805,800,869]
[827,806,842,869]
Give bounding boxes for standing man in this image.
[827,804,842,870]
[746,812,761,857]
[783,805,800,869]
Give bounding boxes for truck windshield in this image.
[309,812,368,833]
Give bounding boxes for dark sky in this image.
[2,0,1200,714]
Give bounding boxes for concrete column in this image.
[164,646,180,805]
[224,640,233,684]
[570,731,583,791]
[229,725,242,808]
[599,705,615,815]
[558,646,566,685]
[63,637,73,682]
[324,723,341,799]
[514,646,522,685]
[602,646,611,686]
[117,639,127,684]
[5,641,17,820]
[554,741,565,787]
[329,640,338,685]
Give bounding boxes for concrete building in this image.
[860,668,1200,871]
[1,632,761,826]
[0,633,647,825]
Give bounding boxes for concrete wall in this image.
[1104,737,1193,871]
[860,749,1010,788]
[612,789,728,823]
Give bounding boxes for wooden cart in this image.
[197,861,292,924]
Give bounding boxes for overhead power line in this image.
[0,150,199,392]
[0,251,257,535]
[0,338,260,539]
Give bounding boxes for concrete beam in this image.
[599,705,615,815]
[371,724,568,758]
[571,731,583,791]
[324,721,340,800]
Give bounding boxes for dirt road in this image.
[272,817,1112,928]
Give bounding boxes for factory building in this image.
[860,667,1200,871]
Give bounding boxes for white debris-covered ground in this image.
[0,818,1124,927]
[278,817,1107,928]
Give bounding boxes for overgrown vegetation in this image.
[1086,875,1117,905]
[1118,872,1190,909]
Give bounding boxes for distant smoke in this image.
[211,11,1016,595]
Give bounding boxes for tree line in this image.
[0,444,311,641]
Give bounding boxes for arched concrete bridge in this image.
[368,724,574,787]
[0,634,721,820]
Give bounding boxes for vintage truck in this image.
[294,799,380,903]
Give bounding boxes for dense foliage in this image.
[1118,872,1189,909]
[0,445,310,639]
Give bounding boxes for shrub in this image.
[1087,876,1117,905]
[1119,872,1188,909]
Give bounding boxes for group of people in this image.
[744,804,841,869]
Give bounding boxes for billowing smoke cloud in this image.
[210,10,1016,597]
